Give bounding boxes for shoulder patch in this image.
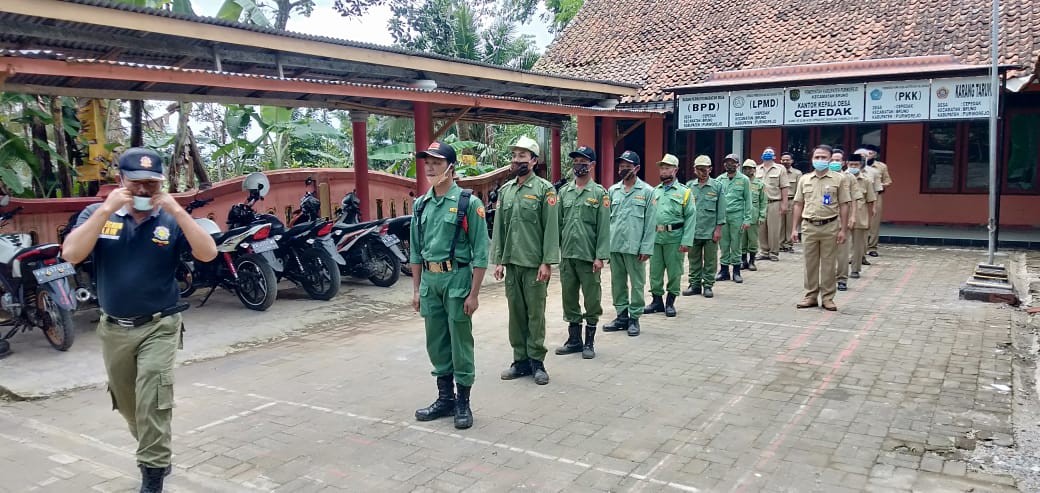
[603,196,611,207]
[547,195,558,206]
[476,206,485,218]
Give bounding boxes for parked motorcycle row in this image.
[0,174,412,354]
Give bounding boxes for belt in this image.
[423,260,469,273]
[106,303,190,328]
[768,199,782,203]
[802,216,839,226]
[656,222,684,232]
[877,190,886,194]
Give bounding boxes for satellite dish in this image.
[0,196,9,207]
[242,172,270,198]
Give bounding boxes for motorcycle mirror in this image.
[0,196,9,207]
[242,172,271,198]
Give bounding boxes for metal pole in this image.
[987,0,999,264]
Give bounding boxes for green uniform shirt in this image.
[686,178,727,240]
[720,173,753,226]
[490,175,561,268]
[409,182,490,268]
[607,178,657,255]
[559,180,610,262]
[749,178,768,223]
[651,181,696,246]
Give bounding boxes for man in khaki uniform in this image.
[791,145,851,312]
[830,150,856,292]
[846,154,876,280]
[855,148,883,267]
[863,144,892,257]
[779,152,802,253]
[755,148,789,262]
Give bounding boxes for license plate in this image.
[380,234,400,247]
[33,262,75,284]
[251,238,278,253]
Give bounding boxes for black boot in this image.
[500,360,533,380]
[454,384,472,429]
[715,265,730,281]
[139,465,166,493]
[643,295,664,314]
[603,311,629,332]
[531,360,550,385]
[555,323,583,355]
[664,293,677,317]
[627,318,640,337]
[732,265,743,283]
[415,374,456,421]
[582,325,596,359]
[748,255,757,271]
[739,254,749,270]
[682,284,702,296]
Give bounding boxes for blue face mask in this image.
[848,167,861,175]
[829,162,843,172]
[812,160,830,171]
[762,152,775,161]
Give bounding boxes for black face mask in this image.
[573,164,590,177]
[725,164,737,174]
[619,166,638,181]
[514,163,531,177]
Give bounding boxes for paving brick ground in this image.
[0,246,1026,492]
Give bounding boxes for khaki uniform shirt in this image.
[559,180,610,262]
[490,175,561,268]
[755,163,789,201]
[851,172,878,230]
[872,160,893,187]
[863,165,883,193]
[608,179,658,255]
[793,171,852,221]
[651,182,696,246]
[784,166,802,199]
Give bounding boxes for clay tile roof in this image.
[535,0,1040,104]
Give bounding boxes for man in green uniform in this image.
[716,153,752,284]
[410,141,489,430]
[683,155,726,298]
[644,154,695,318]
[555,145,610,359]
[62,148,218,493]
[604,150,657,337]
[740,159,767,272]
[492,136,560,385]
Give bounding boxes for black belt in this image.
[656,222,684,232]
[768,199,782,203]
[422,260,469,273]
[106,303,190,328]
[803,216,838,226]
[877,190,886,194]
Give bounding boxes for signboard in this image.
[784,84,864,124]
[930,76,993,120]
[729,89,785,127]
[677,93,728,129]
[865,81,930,122]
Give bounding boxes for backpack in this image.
[414,189,472,261]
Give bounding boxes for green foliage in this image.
[216,0,272,27]
[542,0,582,33]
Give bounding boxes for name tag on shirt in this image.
[100,220,123,240]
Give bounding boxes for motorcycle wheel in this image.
[234,253,278,311]
[368,242,401,287]
[400,241,413,277]
[298,248,341,301]
[38,290,75,351]
[176,259,196,298]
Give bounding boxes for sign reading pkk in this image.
[729,89,785,128]
[865,81,931,122]
[930,76,994,120]
[678,93,728,129]
[783,84,865,124]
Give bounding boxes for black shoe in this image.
[582,325,596,359]
[603,311,629,332]
[850,272,861,279]
[747,257,757,271]
[682,284,702,296]
[769,254,779,262]
[500,360,532,380]
[643,295,664,314]
[756,253,770,261]
[837,281,848,291]
[715,265,730,281]
[732,266,743,283]
[861,258,871,266]
[454,384,472,429]
[664,293,677,317]
[530,360,549,385]
[139,465,166,493]
[627,318,640,337]
[703,287,714,298]
[868,251,879,257]
[415,374,456,421]
[739,253,749,270]
[555,323,583,355]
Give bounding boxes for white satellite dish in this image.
[242,172,270,198]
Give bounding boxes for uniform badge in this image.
[524,194,538,200]
[449,207,458,213]
[603,197,611,207]
[547,195,558,206]
[634,195,646,200]
[476,206,485,218]
[100,220,123,240]
[585,197,599,205]
[140,155,153,168]
[152,225,171,246]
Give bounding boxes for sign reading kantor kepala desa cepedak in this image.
[676,76,993,130]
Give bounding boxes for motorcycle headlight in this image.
[240,243,250,249]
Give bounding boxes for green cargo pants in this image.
[687,239,718,288]
[98,312,181,469]
[560,257,602,326]
[419,266,476,386]
[741,223,760,254]
[719,215,744,266]
[649,243,684,296]
[610,252,646,320]
[504,265,548,362]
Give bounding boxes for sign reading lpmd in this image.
[929,76,993,120]
[784,84,864,124]
[865,81,930,121]
[729,89,784,128]
[678,93,728,130]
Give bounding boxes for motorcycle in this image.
[0,198,78,352]
[330,191,407,287]
[335,190,413,277]
[227,174,341,301]
[179,179,280,311]
[60,209,98,306]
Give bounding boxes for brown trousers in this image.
[851,229,868,274]
[868,194,883,251]
[801,219,840,303]
[758,201,783,255]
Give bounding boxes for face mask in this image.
[812,160,830,171]
[572,164,590,177]
[132,196,153,211]
[620,166,638,181]
[762,152,775,161]
[848,167,861,175]
[659,172,675,183]
[514,163,531,177]
[725,164,738,174]
[829,162,843,172]
[866,158,876,166]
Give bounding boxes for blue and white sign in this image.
[677,93,728,129]
[729,89,785,128]
[865,81,931,122]
[783,84,864,125]
[930,76,994,120]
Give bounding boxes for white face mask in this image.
[132,196,153,211]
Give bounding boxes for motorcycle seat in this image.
[285,222,314,237]
[333,222,374,235]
